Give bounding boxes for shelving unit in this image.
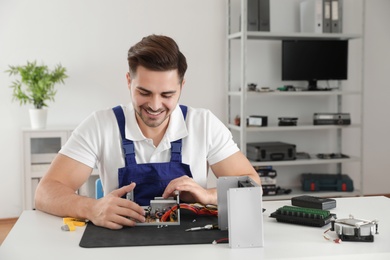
[226,0,364,200]
[22,127,98,210]
[228,31,361,40]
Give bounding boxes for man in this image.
[35,34,260,229]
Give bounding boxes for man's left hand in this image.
[162,175,216,205]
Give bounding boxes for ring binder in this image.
[331,0,343,33]
[323,0,331,33]
[300,0,323,34]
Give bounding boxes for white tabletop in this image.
[1,196,389,260]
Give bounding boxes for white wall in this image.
[0,0,389,219]
[0,0,226,218]
[362,0,390,194]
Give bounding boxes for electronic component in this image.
[262,184,277,195]
[126,191,134,201]
[247,115,268,127]
[126,191,180,226]
[270,205,334,227]
[291,195,336,210]
[247,83,257,91]
[140,197,180,226]
[326,215,379,242]
[316,153,349,159]
[259,87,272,92]
[217,176,264,248]
[313,113,351,125]
[277,85,296,91]
[126,191,218,227]
[296,152,310,159]
[278,117,298,126]
[254,166,277,184]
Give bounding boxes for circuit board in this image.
[126,191,218,226]
[270,205,334,227]
[138,197,180,226]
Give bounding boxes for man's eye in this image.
[162,94,173,98]
[139,92,149,96]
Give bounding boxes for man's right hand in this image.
[35,155,145,229]
[89,183,146,229]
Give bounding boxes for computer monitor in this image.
[282,40,348,90]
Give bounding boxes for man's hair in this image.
[127,35,187,84]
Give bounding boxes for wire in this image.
[323,228,342,244]
[212,238,229,244]
[160,203,218,222]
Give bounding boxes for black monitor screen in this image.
[282,40,348,90]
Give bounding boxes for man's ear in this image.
[181,78,186,89]
[126,72,132,90]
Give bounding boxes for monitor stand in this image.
[307,88,332,91]
[306,80,332,91]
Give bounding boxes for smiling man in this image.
[35,35,260,229]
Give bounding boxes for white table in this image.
[1,196,389,260]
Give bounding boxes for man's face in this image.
[127,66,183,129]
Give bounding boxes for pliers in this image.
[61,217,86,231]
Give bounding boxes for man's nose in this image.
[148,95,162,111]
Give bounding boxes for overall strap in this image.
[112,106,136,166]
[170,105,187,163]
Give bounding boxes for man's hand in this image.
[162,176,217,205]
[89,183,146,229]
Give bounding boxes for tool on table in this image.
[185,224,217,232]
[61,217,86,231]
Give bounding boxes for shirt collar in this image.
[124,103,188,142]
[166,104,188,141]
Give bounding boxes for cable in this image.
[160,203,218,222]
[323,228,342,244]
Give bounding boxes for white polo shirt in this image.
[59,104,239,195]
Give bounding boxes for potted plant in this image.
[7,60,68,129]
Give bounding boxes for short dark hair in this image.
[127,35,187,84]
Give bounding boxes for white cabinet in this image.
[22,127,98,210]
[226,0,364,200]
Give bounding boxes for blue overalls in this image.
[112,105,193,206]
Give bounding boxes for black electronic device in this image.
[296,152,311,160]
[313,113,351,125]
[247,115,268,127]
[262,184,278,196]
[291,195,336,210]
[278,117,298,126]
[247,142,296,162]
[316,153,349,159]
[282,40,348,91]
[254,166,277,184]
[254,166,278,196]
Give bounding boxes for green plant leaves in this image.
[6,60,68,109]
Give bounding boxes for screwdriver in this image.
[185,224,217,231]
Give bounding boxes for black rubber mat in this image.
[79,210,228,248]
